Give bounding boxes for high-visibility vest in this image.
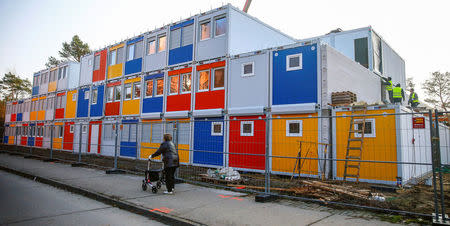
[411,92,419,103]
[386,81,393,91]
[393,87,402,98]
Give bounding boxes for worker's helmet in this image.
[410,88,414,92]
[388,77,392,80]
[396,84,400,87]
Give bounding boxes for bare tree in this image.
[422,71,450,111]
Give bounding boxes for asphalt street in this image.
[0,170,166,226]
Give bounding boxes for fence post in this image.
[264,116,270,194]
[429,110,440,222]
[50,125,54,160]
[106,121,124,174]
[434,109,447,223]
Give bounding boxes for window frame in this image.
[169,75,180,95]
[354,118,376,138]
[242,62,255,77]
[286,120,303,137]
[114,85,122,101]
[145,79,154,98]
[69,125,74,133]
[214,16,227,37]
[180,73,192,94]
[106,86,114,103]
[72,93,77,102]
[127,43,135,61]
[286,53,303,71]
[240,121,254,137]
[124,83,132,101]
[147,39,156,55]
[92,88,98,105]
[84,90,90,100]
[197,70,210,92]
[133,82,141,99]
[211,122,223,136]
[155,78,164,97]
[109,50,117,66]
[200,20,211,41]
[157,35,166,52]
[212,67,225,90]
[82,125,88,133]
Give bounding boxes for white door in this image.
[90,124,99,153]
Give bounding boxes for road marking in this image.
[150,207,173,214]
[217,195,243,201]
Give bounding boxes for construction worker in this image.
[392,84,404,104]
[381,77,393,103]
[408,88,419,108]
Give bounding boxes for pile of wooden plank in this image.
[331,91,357,106]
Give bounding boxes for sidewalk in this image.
[0,152,399,226]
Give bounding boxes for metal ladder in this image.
[343,105,367,182]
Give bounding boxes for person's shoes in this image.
[163,191,173,195]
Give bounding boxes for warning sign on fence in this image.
[412,117,425,129]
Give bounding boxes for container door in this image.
[90,124,100,153]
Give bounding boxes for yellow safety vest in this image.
[386,80,393,91]
[411,93,419,103]
[393,87,402,98]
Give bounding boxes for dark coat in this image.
[151,141,179,168]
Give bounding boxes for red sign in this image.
[412,117,425,129]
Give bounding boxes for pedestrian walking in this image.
[149,133,179,194]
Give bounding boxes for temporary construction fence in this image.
[1,109,449,222]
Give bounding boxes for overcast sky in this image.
[0,0,449,99]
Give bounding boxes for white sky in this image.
[1,0,449,99]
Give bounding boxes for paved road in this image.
[0,170,166,226]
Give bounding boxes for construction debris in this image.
[206,167,241,181]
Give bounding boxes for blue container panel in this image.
[120,142,137,157]
[17,113,23,122]
[27,137,35,146]
[32,86,39,96]
[90,85,104,117]
[76,88,90,118]
[142,97,163,113]
[124,58,142,75]
[272,44,318,105]
[168,45,193,66]
[193,117,224,166]
[4,136,8,144]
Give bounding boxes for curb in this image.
[0,164,204,226]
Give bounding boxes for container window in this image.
[129,124,137,142]
[121,124,130,142]
[127,44,135,61]
[70,125,74,133]
[107,87,114,102]
[147,39,156,55]
[240,121,254,136]
[181,73,191,93]
[145,80,153,97]
[169,75,179,95]
[158,35,166,52]
[213,68,224,89]
[286,120,302,137]
[156,78,164,96]
[151,123,163,143]
[181,24,193,46]
[170,28,181,50]
[59,125,64,138]
[215,17,227,36]
[116,47,124,64]
[82,125,87,133]
[84,90,90,100]
[72,93,77,102]
[103,124,113,141]
[142,123,151,143]
[242,62,254,77]
[133,82,141,99]
[211,122,223,136]
[124,84,132,100]
[109,50,117,65]
[200,20,211,41]
[286,53,302,71]
[94,55,101,70]
[134,40,143,58]
[354,37,369,69]
[58,68,62,80]
[63,66,67,78]
[114,85,122,101]
[354,118,376,138]
[198,70,209,92]
[92,89,98,105]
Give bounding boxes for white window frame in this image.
[133,82,141,99]
[84,90,90,100]
[155,78,164,97]
[214,16,227,37]
[145,79,154,98]
[241,62,254,77]
[110,50,117,65]
[180,73,192,94]
[197,70,210,92]
[240,121,254,137]
[147,39,156,55]
[212,68,225,91]
[72,93,77,102]
[127,43,135,61]
[124,83,132,100]
[92,89,98,105]
[157,35,166,52]
[169,75,179,95]
[69,125,74,133]
[106,86,114,103]
[286,53,303,71]
[211,122,223,136]
[354,118,376,138]
[114,85,122,101]
[286,120,303,137]
[200,20,211,41]
[82,125,88,133]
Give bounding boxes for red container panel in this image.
[195,90,225,110]
[88,121,102,154]
[63,122,75,151]
[55,108,65,119]
[229,115,266,170]
[105,102,120,116]
[93,50,107,82]
[21,137,27,146]
[167,94,191,112]
[35,137,43,147]
[11,114,16,122]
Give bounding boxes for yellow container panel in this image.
[107,64,123,79]
[122,99,140,115]
[140,142,161,160]
[178,144,190,164]
[65,90,77,119]
[53,138,63,150]
[38,110,46,121]
[8,136,14,144]
[271,114,319,175]
[30,111,37,121]
[335,109,397,182]
[48,81,57,92]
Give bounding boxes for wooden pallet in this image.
[331,91,357,105]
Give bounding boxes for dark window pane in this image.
[289,56,300,68]
[289,123,300,134]
[243,123,252,134]
[354,37,369,68]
